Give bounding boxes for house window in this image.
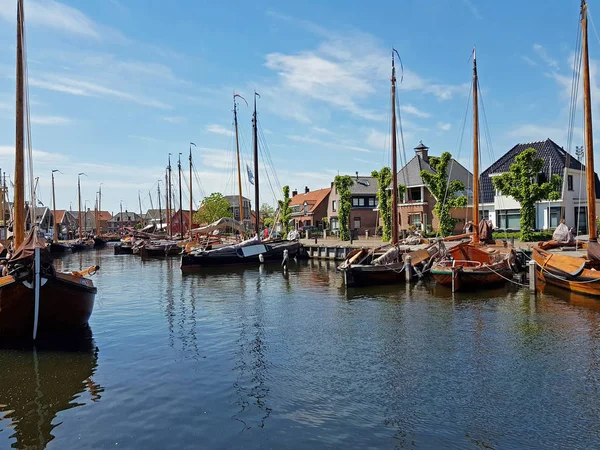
[353,217,361,229]
[332,200,337,212]
[408,213,421,227]
[368,197,376,207]
[408,187,422,202]
[568,175,574,191]
[352,198,358,206]
[330,217,339,230]
[549,206,561,228]
[496,209,521,230]
[359,198,365,206]
[480,209,489,221]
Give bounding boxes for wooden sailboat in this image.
[532,0,600,296]
[71,173,93,252]
[48,169,70,254]
[181,92,300,271]
[93,184,107,247]
[0,0,98,340]
[338,50,436,287]
[430,49,515,291]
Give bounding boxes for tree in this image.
[321,217,329,231]
[421,152,468,237]
[492,147,562,241]
[334,175,354,240]
[260,203,275,220]
[264,217,274,229]
[278,186,292,234]
[372,167,406,242]
[193,192,232,225]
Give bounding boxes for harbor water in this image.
[1,248,600,449]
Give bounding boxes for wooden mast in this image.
[233,93,244,228]
[138,191,143,228]
[253,92,260,235]
[51,170,58,243]
[167,154,172,238]
[157,181,163,232]
[391,50,399,245]
[98,184,102,235]
[189,143,195,236]
[582,0,597,241]
[178,153,183,237]
[472,48,480,243]
[77,173,84,241]
[14,0,24,248]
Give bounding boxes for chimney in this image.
[414,141,429,162]
[304,186,310,194]
[355,171,359,181]
[292,189,298,197]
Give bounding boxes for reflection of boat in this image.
[0,0,98,340]
[431,49,514,291]
[532,1,600,297]
[0,334,101,449]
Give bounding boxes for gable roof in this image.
[331,176,378,195]
[109,212,142,222]
[480,138,600,203]
[54,209,67,223]
[396,155,435,187]
[290,187,331,212]
[223,195,251,206]
[84,210,112,221]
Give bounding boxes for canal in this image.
[1,247,600,449]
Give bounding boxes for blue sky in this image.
[0,0,595,214]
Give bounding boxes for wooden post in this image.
[528,259,536,293]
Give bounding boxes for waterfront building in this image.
[290,186,331,230]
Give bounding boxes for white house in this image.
[479,139,600,232]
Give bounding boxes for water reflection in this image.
[0,331,102,449]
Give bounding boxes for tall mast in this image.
[157,181,163,232]
[138,191,143,228]
[98,184,102,235]
[252,92,260,235]
[233,93,244,227]
[120,201,123,232]
[582,1,597,241]
[472,48,480,243]
[167,154,172,238]
[189,142,195,236]
[52,170,58,243]
[77,173,85,240]
[178,153,183,237]
[94,194,98,235]
[390,50,399,245]
[14,0,25,248]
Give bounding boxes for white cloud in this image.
[29,75,171,109]
[437,122,452,131]
[163,116,187,124]
[400,104,431,118]
[288,134,372,153]
[533,44,559,70]
[31,115,71,125]
[311,126,334,135]
[507,124,572,143]
[206,124,234,137]
[462,0,482,19]
[0,145,68,162]
[0,0,102,40]
[521,55,538,67]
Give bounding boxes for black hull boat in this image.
[181,238,301,271]
[93,237,107,248]
[71,240,94,253]
[141,240,181,257]
[49,242,70,255]
[113,243,133,255]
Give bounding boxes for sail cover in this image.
[552,223,573,243]
[478,220,493,243]
[9,229,53,266]
[190,217,245,235]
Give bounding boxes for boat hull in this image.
[49,242,70,255]
[533,246,600,296]
[181,240,301,271]
[71,242,94,253]
[113,244,133,255]
[431,264,513,291]
[0,273,96,339]
[93,237,107,248]
[342,262,406,287]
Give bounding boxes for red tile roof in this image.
[290,187,331,213]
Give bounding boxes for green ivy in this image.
[372,167,405,242]
[278,186,292,234]
[334,175,354,241]
[420,152,468,237]
[492,148,562,241]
